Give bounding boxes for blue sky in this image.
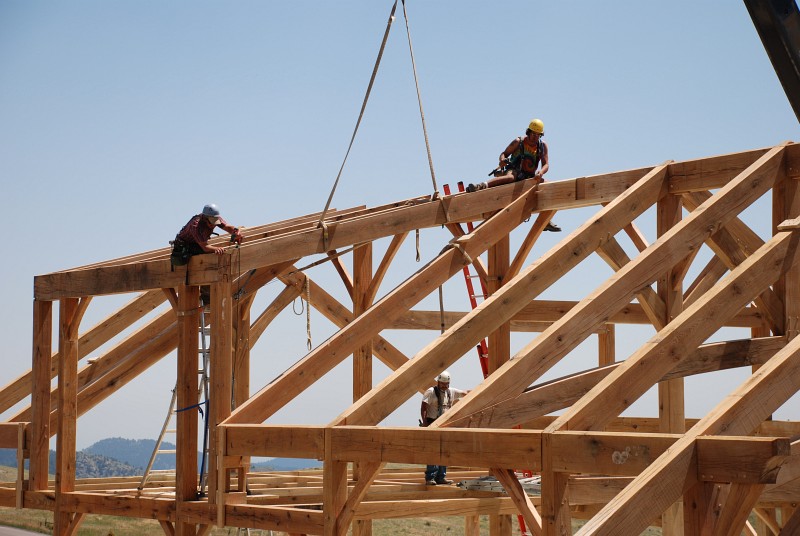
[1,2,798,449]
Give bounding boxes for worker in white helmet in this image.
[420,370,469,485]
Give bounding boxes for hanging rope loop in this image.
[305,277,313,350]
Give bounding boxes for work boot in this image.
[426,479,437,486]
[435,478,453,485]
[466,182,487,193]
[544,222,561,232]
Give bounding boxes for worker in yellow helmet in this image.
[467,118,560,232]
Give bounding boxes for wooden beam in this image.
[549,230,799,433]
[249,283,301,345]
[54,297,83,536]
[596,236,667,329]
[439,148,783,429]
[683,255,728,307]
[683,190,785,332]
[0,290,165,415]
[226,182,542,425]
[507,210,554,279]
[365,232,408,305]
[175,285,199,536]
[492,467,542,535]
[339,164,669,427]
[574,313,800,534]
[445,336,785,429]
[29,299,52,491]
[208,275,233,501]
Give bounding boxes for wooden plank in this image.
[668,147,768,193]
[59,491,175,520]
[389,302,765,330]
[550,431,675,477]
[33,180,539,299]
[179,500,325,534]
[339,164,668,428]
[439,148,784,429]
[353,497,520,519]
[223,425,325,459]
[329,427,542,469]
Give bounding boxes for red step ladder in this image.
[443,182,490,378]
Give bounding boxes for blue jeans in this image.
[425,464,447,482]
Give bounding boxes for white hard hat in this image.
[435,370,451,383]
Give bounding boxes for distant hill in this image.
[251,458,322,471]
[0,437,320,479]
[0,448,139,479]
[85,437,176,471]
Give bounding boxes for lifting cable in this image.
[317,1,399,234]
[400,0,439,199]
[318,0,440,240]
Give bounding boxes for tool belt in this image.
[170,239,192,267]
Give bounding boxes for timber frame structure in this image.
[4,142,800,535]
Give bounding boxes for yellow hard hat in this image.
[528,119,544,134]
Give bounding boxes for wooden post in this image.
[352,243,373,536]
[175,285,199,536]
[232,295,252,493]
[29,299,52,492]
[658,191,685,535]
[488,237,513,536]
[323,427,348,536]
[541,431,570,536]
[487,237,511,375]
[209,275,233,505]
[54,298,79,536]
[598,323,615,366]
[775,160,800,340]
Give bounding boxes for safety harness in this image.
[505,136,544,180]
